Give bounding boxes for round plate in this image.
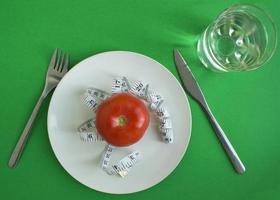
[47,51,192,194]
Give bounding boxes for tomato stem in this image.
[118,115,128,126]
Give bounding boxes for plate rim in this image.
[47,50,192,194]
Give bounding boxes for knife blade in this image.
[173,49,246,174]
[173,49,207,107]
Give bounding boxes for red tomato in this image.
[95,93,150,147]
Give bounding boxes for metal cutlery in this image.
[173,49,245,174]
[8,49,69,168]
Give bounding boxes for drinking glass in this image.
[197,4,277,72]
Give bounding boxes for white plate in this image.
[47,51,192,194]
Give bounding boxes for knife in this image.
[173,49,245,174]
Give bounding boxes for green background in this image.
[1,0,279,199]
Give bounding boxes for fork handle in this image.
[8,94,45,168]
[202,104,246,174]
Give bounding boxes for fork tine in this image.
[62,53,69,73]
[55,49,61,69]
[48,49,58,69]
[58,53,65,72]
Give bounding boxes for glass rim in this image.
[218,4,277,70]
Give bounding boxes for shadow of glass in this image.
[168,10,217,79]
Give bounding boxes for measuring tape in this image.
[146,91,173,143]
[129,80,149,99]
[82,88,110,111]
[79,76,173,177]
[77,118,104,142]
[101,144,116,175]
[147,91,164,111]
[112,76,131,94]
[101,145,141,177]
[155,105,170,119]
[112,151,141,177]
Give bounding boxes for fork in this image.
[8,49,69,168]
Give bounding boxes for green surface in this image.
[0,0,279,199]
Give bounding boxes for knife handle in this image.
[202,104,246,174]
